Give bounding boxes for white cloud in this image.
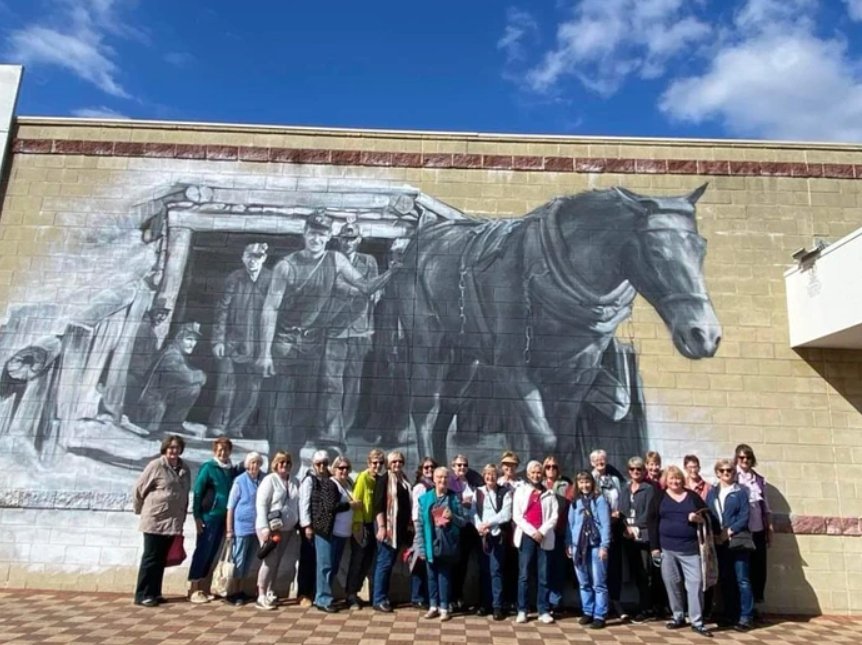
[844,0,862,21]
[660,0,862,141]
[498,7,540,66]
[164,51,195,68]
[71,105,129,118]
[516,0,711,96]
[5,0,142,98]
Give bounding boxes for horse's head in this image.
[616,184,721,359]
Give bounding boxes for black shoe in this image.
[591,619,606,630]
[578,616,593,625]
[734,622,753,632]
[317,604,339,614]
[373,603,393,613]
[631,612,649,623]
[666,619,687,630]
[412,602,429,610]
[136,597,158,608]
[476,607,490,617]
[493,610,506,621]
[692,625,713,638]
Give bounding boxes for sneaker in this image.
[298,596,313,608]
[475,607,490,617]
[734,622,753,632]
[424,608,439,619]
[317,604,338,613]
[691,625,713,638]
[619,613,631,624]
[538,612,555,624]
[493,610,506,621]
[267,590,279,606]
[189,591,210,604]
[666,618,687,630]
[632,612,649,623]
[347,596,361,610]
[137,597,158,608]
[515,611,528,624]
[373,602,393,613]
[578,616,593,625]
[591,619,606,630]
[255,596,275,611]
[440,609,451,622]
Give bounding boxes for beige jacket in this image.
[133,456,191,535]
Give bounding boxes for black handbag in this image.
[728,530,756,551]
[432,525,459,563]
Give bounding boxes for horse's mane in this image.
[523,188,626,222]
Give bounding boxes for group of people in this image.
[132,437,773,636]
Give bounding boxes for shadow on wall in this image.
[767,483,821,616]
[796,347,862,415]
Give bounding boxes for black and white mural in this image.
[0,180,720,491]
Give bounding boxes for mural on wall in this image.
[0,179,720,492]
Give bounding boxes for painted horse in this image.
[390,185,721,465]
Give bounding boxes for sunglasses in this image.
[718,468,734,474]
[315,461,330,466]
[422,464,434,470]
[629,467,643,472]
[390,459,404,465]
[370,460,384,465]
[335,465,350,471]
[545,465,559,470]
[453,463,468,468]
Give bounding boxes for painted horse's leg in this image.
[509,370,557,455]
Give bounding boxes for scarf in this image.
[575,495,599,566]
[385,471,410,547]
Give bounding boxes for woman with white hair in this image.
[512,460,559,625]
[224,451,264,605]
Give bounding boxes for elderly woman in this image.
[512,460,559,625]
[542,455,569,615]
[415,466,466,621]
[618,456,658,622]
[707,458,754,631]
[650,465,713,637]
[566,471,611,629]
[346,448,386,609]
[311,452,362,613]
[255,451,300,610]
[498,451,522,613]
[225,451,264,605]
[645,451,665,489]
[590,449,625,620]
[132,434,192,607]
[474,464,513,620]
[684,455,709,501]
[734,443,772,613]
[448,453,478,612]
[371,450,413,612]
[188,437,238,604]
[410,457,438,609]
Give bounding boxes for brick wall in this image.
[0,118,861,614]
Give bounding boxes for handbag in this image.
[210,538,235,597]
[432,525,459,563]
[697,523,718,591]
[165,534,186,567]
[729,530,756,551]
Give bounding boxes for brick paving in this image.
[0,591,860,644]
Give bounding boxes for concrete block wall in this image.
[0,118,861,614]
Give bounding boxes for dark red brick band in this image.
[11,138,862,179]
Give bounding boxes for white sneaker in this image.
[440,609,451,622]
[255,595,275,611]
[538,612,555,624]
[515,611,528,624]
[424,608,439,619]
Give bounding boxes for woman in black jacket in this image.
[618,456,658,622]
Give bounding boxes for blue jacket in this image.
[706,484,750,534]
[416,489,464,564]
[566,494,611,551]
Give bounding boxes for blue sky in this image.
[3,0,862,141]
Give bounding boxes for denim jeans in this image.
[574,546,609,619]
[372,541,397,606]
[410,560,428,605]
[188,520,225,581]
[518,537,550,614]
[426,559,452,611]
[314,534,347,608]
[718,544,754,623]
[479,533,505,611]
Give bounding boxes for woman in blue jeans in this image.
[707,458,754,631]
[474,464,513,620]
[566,471,611,629]
[415,466,466,621]
[371,451,413,612]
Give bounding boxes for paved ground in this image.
[1,591,860,644]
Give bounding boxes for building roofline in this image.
[13,115,862,152]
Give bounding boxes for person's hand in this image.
[376,525,387,542]
[478,522,489,534]
[565,546,572,559]
[213,343,225,359]
[599,547,608,561]
[651,549,661,557]
[611,510,621,519]
[767,524,774,547]
[532,530,543,543]
[350,500,363,510]
[688,512,704,523]
[225,529,234,539]
[260,528,270,542]
[257,354,275,377]
[195,519,204,535]
[304,527,314,540]
[352,525,364,543]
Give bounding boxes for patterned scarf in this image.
[385,471,410,547]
